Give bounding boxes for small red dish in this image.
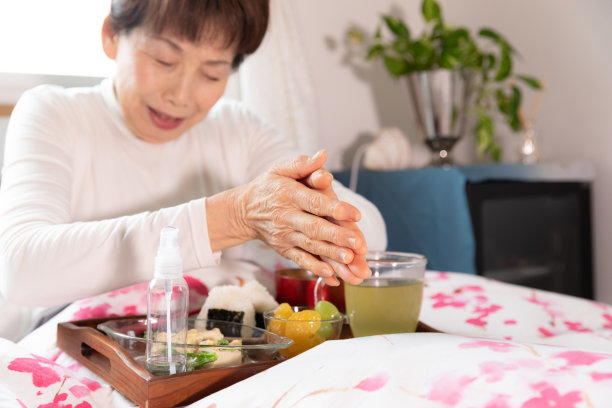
[275,268,345,312]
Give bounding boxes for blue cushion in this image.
[334,168,476,274]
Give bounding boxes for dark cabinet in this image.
[465,180,593,299]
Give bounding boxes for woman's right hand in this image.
[206,150,370,284]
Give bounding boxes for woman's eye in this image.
[156,59,173,67]
[204,74,220,82]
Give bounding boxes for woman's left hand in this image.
[301,166,370,286]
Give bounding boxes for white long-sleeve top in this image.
[0,79,386,306]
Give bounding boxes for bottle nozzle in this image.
[155,226,183,278]
[159,226,179,251]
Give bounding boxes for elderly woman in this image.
[0,0,385,309]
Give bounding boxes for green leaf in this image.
[366,44,385,61]
[515,74,543,89]
[422,0,442,23]
[490,142,502,162]
[374,26,382,40]
[508,86,522,131]
[346,27,364,45]
[382,15,410,39]
[410,38,435,69]
[479,28,517,55]
[496,89,512,115]
[384,55,410,76]
[474,114,495,158]
[440,49,460,69]
[495,44,512,81]
[478,28,503,43]
[186,351,218,371]
[392,38,412,54]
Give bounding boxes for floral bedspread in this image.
[1,268,612,407]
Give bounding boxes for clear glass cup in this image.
[315,251,427,337]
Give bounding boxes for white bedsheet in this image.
[2,270,612,407]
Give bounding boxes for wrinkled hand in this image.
[236,150,371,285]
[301,165,371,286]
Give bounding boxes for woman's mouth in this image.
[148,107,185,130]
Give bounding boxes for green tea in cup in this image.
[315,251,427,337]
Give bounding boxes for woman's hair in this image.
[108,0,269,68]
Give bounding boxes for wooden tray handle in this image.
[57,322,151,381]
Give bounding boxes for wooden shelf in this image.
[0,104,14,117]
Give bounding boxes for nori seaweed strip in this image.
[255,312,264,329]
[207,309,244,337]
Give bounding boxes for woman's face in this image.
[103,23,235,143]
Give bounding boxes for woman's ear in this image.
[101,15,118,60]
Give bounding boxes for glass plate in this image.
[97,317,293,370]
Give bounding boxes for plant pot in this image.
[407,69,475,166]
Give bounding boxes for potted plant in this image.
[348,0,543,164]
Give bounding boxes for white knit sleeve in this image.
[0,88,219,307]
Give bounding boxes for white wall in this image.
[290,0,612,302]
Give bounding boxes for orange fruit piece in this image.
[268,303,293,336]
[281,310,324,357]
[274,303,294,319]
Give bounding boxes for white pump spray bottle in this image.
[146,226,189,375]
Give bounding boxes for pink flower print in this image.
[538,327,555,338]
[466,317,488,327]
[602,313,612,330]
[427,373,476,405]
[465,304,502,328]
[475,304,502,315]
[184,276,209,296]
[516,359,545,370]
[480,361,517,382]
[553,350,610,366]
[70,384,92,398]
[79,377,102,392]
[355,372,389,391]
[563,321,592,333]
[8,357,61,387]
[123,305,138,315]
[459,340,517,353]
[504,319,517,325]
[430,293,467,309]
[107,282,148,298]
[184,275,210,309]
[475,295,489,303]
[71,303,113,321]
[485,394,512,408]
[16,400,27,408]
[591,372,612,381]
[455,285,484,293]
[521,386,582,408]
[524,294,563,320]
[432,272,450,280]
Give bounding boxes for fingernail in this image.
[340,250,352,263]
[321,267,333,277]
[310,149,324,163]
[348,237,358,249]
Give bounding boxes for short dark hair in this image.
[109,0,269,68]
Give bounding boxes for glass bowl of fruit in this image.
[263,301,344,358]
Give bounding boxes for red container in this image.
[274,269,345,312]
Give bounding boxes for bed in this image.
[2,267,612,407]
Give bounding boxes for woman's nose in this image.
[164,73,192,107]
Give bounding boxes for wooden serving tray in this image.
[57,316,283,408]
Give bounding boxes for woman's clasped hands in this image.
[209,150,371,286]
